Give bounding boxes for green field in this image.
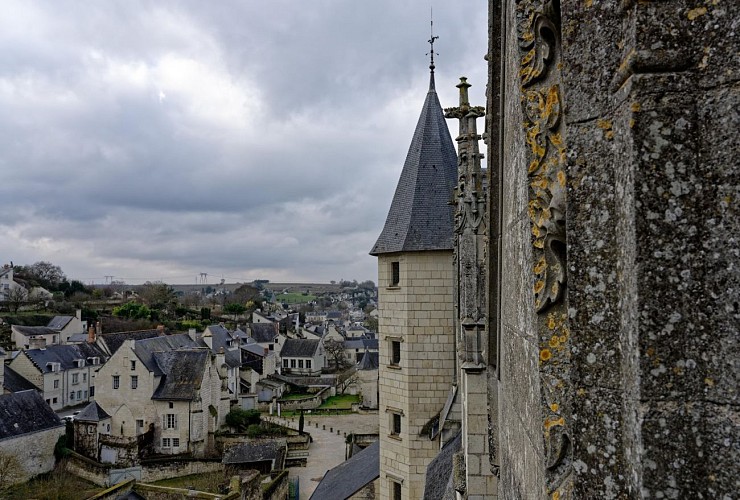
[319,394,361,410]
[273,292,316,304]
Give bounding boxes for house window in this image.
[283,359,289,368]
[298,360,304,369]
[390,261,400,286]
[82,373,87,382]
[390,412,402,436]
[169,402,174,409]
[70,392,75,401]
[306,360,312,369]
[136,419,144,434]
[83,390,88,399]
[112,375,120,389]
[90,386,95,397]
[131,376,138,389]
[269,344,274,351]
[172,438,180,448]
[290,359,296,368]
[53,379,59,389]
[164,414,178,429]
[72,373,79,385]
[391,340,401,366]
[162,438,171,448]
[53,397,58,404]
[77,390,82,400]
[392,480,402,500]
[130,360,136,371]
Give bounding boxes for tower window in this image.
[391,341,401,366]
[390,261,400,286]
[392,480,402,500]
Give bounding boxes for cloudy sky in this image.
[0,1,487,285]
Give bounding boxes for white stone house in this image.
[94,334,230,457]
[0,390,66,485]
[0,265,25,302]
[279,339,324,376]
[10,310,86,349]
[8,342,107,410]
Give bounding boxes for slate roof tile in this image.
[151,349,208,400]
[280,339,320,358]
[309,441,379,500]
[0,390,63,441]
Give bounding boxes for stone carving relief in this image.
[516,0,573,496]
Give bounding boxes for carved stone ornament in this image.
[516,0,573,496]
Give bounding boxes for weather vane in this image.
[427,8,438,72]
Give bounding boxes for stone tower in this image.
[370,58,458,499]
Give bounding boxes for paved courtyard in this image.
[265,412,379,499]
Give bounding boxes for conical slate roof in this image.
[370,73,457,255]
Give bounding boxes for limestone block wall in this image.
[488,0,738,496]
[0,426,66,484]
[377,251,455,500]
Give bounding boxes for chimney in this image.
[263,347,269,356]
[188,328,197,341]
[156,325,165,334]
[29,336,47,350]
[216,348,226,377]
[75,309,82,321]
[96,321,102,336]
[87,324,96,344]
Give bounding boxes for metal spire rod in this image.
[427,8,438,72]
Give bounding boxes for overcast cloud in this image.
[0,1,487,285]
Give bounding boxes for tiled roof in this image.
[202,325,241,368]
[3,365,38,393]
[280,339,320,358]
[76,401,110,422]
[357,351,379,371]
[249,323,278,343]
[98,329,163,355]
[0,390,63,441]
[309,441,379,500]
[370,72,457,255]
[223,439,287,467]
[132,333,198,375]
[23,343,108,373]
[423,431,462,500]
[151,350,208,400]
[12,325,58,337]
[47,316,74,330]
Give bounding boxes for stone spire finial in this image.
[427,13,438,89]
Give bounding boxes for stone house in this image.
[10,310,86,349]
[343,338,379,364]
[196,324,244,401]
[8,342,107,410]
[0,390,66,485]
[94,333,230,457]
[0,265,25,302]
[247,322,280,353]
[279,339,324,376]
[356,350,379,410]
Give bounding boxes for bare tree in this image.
[5,286,27,313]
[323,338,350,371]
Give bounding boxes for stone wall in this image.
[0,426,66,485]
[139,457,223,483]
[487,0,738,497]
[378,251,455,500]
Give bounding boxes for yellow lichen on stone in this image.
[547,314,556,329]
[584,0,593,7]
[557,170,566,187]
[549,336,560,348]
[535,257,548,275]
[540,348,552,361]
[550,402,559,412]
[534,280,545,294]
[577,388,586,396]
[704,377,715,386]
[545,416,565,430]
[687,6,708,20]
[630,102,641,112]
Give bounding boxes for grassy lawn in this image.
[3,468,102,500]
[280,393,314,400]
[319,394,361,410]
[151,471,229,493]
[274,292,316,304]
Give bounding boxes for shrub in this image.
[225,408,261,432]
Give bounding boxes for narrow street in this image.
[266,413,378,499]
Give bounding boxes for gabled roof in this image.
[201,325,241,368]
[98,329,163,355]
[12,325,58,337]
[0,390,63,441]
[76,401,110,422]
[370,72,457,256]
[309,441,379,500]
[423,431,462,500]
[132,333,198,375]
[22,343,108,373]
[280,339,320,358]
[242,343,268,357]
[46,316,74,330]
[151,350,208,400]
[3,365,38,393]
[249,323,278,343]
